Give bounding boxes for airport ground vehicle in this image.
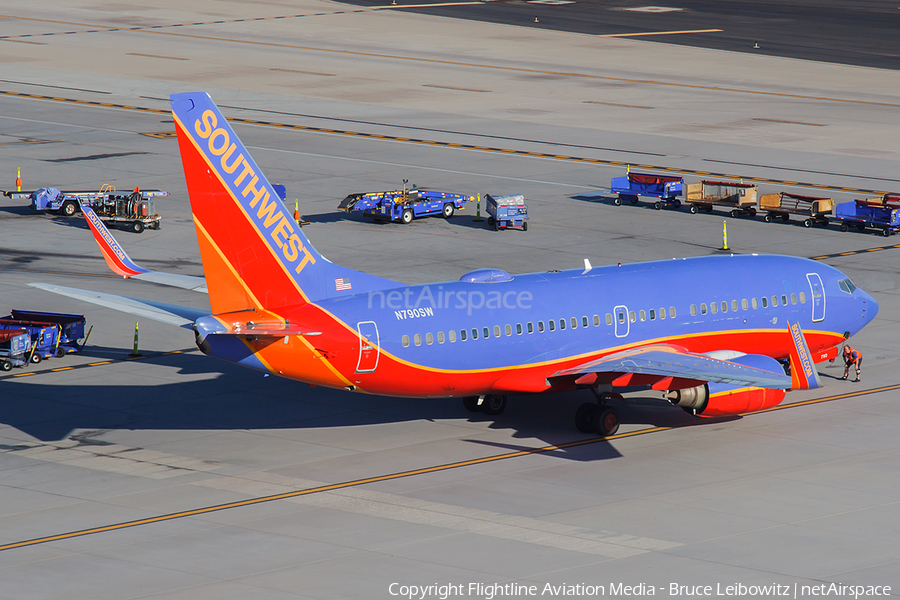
[834,200,900,236]
[0,329,32,371]
[485,194,528,231]
[857,193,900,208]
[610,171,684,210]
[338,183,471,223]
[0,318,58,363]
[685,181,758,217]
[3,310,87,356]
[760,192,834,227]
[3,186,165,232]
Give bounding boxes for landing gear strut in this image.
[462,394,507,416]
[575,390,622,436]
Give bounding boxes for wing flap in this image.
[554,345,791,390]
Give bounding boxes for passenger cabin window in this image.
[414,334,422,346]
[771,296,778,307]
[721,301,727,313]
[460,329,467,341]
[505,324,512,336]
[741,299,748,310]
[649,309,656,321]
[710,302,718,314]
[791,293,797,305]
[426,333,433,345]
[571,317,577,329]
[560,319,567,330]
[670,306,676,318]
[761,297,768,308]
[593,315,600,326]
[437,331,445,344]
[517,323,523,335]
[493,326,501,338]
[629,311,636,323]
[527,322,534,334]
[538,321,544,332]
[549,320,556,331]
[606,313,613,325]
[582,316,589,328]
[752,298,759,309]
[800,292,806,303]
[483,327,490,339]
[472,328,478,340]
[731,300,738,312]
[639,310,646,322]
[700,303,707,315]
[449,330,456,343]
[781,294,788,306]
[617,313,625,324]
[690,304,697,316]
[402,335,410,348]
[660,308,666,319]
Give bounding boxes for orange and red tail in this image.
[170,92,396,315]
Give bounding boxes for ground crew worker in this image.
[841,345,862,382]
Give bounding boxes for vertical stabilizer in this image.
[787,320,821,390]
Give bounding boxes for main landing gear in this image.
[575,391,622,437]
[463,394,507,416]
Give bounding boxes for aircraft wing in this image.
[82,204,208,293]
[552,345,791,390]
[29,283,209,329]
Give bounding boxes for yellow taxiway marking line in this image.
[602,28,723,38]
[1,381,897,552]
[0,90,891,197]
[0,350,194,381]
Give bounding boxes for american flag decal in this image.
[335,277,352,291]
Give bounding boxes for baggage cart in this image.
[685,181,758,217]
[856,193,900,209]
[759,192,834,227]
[5,310,86,356]
[834,201,900,237]
[610,171,683,210]
[0,319,59,363]
[0,329,32,371]
[485,194,528,231]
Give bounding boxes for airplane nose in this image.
[860,289,878,322]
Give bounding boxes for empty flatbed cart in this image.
[685,180,758,217]
[759,192,834,227]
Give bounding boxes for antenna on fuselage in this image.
[582,258,593,274]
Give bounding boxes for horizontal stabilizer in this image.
[29,283,209,328]
[554,345,791,390]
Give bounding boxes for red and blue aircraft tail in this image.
[82,204,149,278]
[170,92,397,315]
[787,320,822,390]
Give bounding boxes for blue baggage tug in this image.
[610,171,684,210]
[338,182,472,224]
[834,201,900,236]
[485,194,529,231]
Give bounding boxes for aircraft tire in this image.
[575,403,596,433]
[481,394,507,415]
[592,407,620,437]
[462,396,481,413]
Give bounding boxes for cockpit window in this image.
[838,279,857,294]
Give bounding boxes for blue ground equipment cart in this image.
[4,185,166,233]
[0,318,60,363]
[4,310,87,356]
[610,171,684,210]
[0,329,32,371]
[338,182,472,224]
[486,194,528,231]
[834,201,900,237]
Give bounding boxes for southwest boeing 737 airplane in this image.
[33,92,878,436]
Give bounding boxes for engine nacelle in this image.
[667,353,788,417]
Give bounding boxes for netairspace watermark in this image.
[387,582,892,600]
[369,286,533,317]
